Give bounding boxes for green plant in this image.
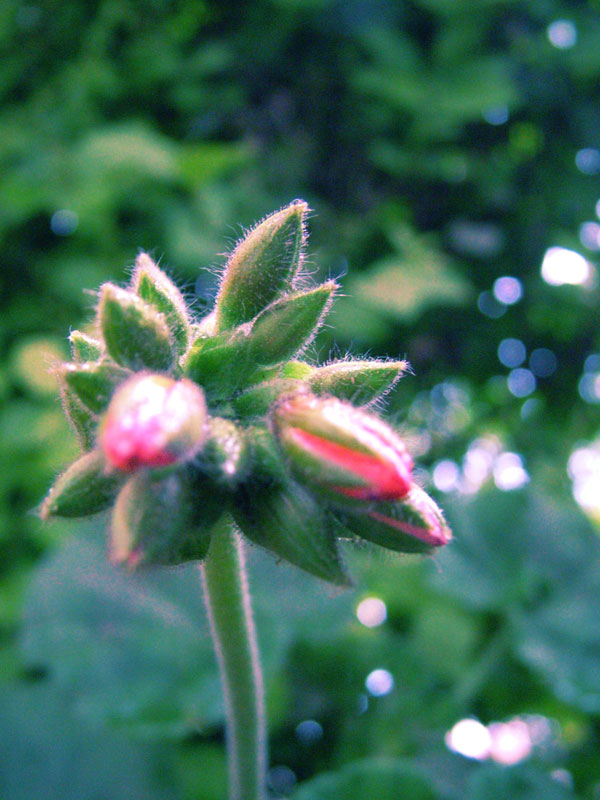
[42,202,450,800]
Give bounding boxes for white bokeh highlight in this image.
[365,669,394,697]
[356,597,387,628]
[541,247,592,286]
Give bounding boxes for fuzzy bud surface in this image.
[272,393,413,509]
[100,374,207,471]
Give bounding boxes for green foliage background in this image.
[2,1,600,797]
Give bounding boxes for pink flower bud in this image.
[272,393,413,509]
[100,374,207,471]
[339,485,452,554]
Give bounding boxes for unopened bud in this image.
[247,283,335,366]
[337,485,451,554]
[68,330,102,363]
[200,417,251,487]
[98,283,175,371]
[183,328,253,401]
[232,482,350,586]
[62,359,131,414]
[41,450,125,520]
[272,393,413,510]
[100,374,208,471]
[110,469,218,568]
[215,200,308,331]
[308,359,408,405]
[131,253,191,356]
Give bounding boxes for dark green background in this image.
[2,1,600,797]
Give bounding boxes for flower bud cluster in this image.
[43,202,450,582]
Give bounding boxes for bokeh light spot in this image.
[530,348,557,377]
[482,106,509,126]
[488,720,532,765]
[584,354,600,373]
[579,221,600,251]
[551,769,574,790]
[365,669,394,697]
[547,19,577,49]
[462,438,498,492]
[356,597,387,628]
[578,373,600,404]
[433,459,460,492]
[576,148,600,175]
[493,452,529,491]
[267,765,297,795]
[447,715,557,765]
[445,719,491,760]
[520,397,540,420]
[508,368,536,397]
[477,291,506,318]
[493,276,522,305]
[295,720,323,746]
[50,209,79,236]
[498,338,526,368]
[541,247,591,286]
[569,446,600,512]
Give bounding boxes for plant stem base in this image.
[201,516,267,800]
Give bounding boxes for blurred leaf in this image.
[21,523,221,737]
[337,224,471,335]
[0,685,178,800]
[174,743,227,800]
[465,763,575,800]
[76,123,179,181]
[355,55,516,140]
[370,142,476,183]
[20,520,355,736]
[516,565,600,713]
[293,757,439,799]
[433,488,598,611]
[432,488,600,712]
[9,336,66,396]
[178,141,253,188]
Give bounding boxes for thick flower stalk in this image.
[42,201,451,800]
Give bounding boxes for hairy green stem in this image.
[200,515,267,800]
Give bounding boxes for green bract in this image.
[99,283,176,371]
[132,252,192,356]
[41,450,125,520]
[215,200,308,331]
[43,203,450,582]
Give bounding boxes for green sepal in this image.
[281,361,315,380]
[69,330,102,363]
[63,360,130,414]
[244,365,281,386]
[58,377,98,450]
[232,378,306,418]
[131,253,191,356]
[245,426,287,486]
[308,359,409,405]
[247,282,336,367]
[334,485,451,555]
[110,469,222,567]
[98,283,175,371]
[215,200,308,331]
[183,329,253,400]
[232,483,350,586]
[199,417,251,488]
[41,450,125,520]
